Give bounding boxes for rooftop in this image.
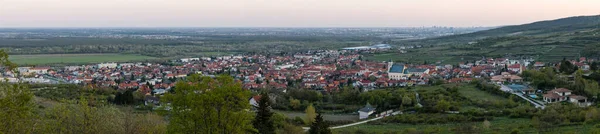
[550,88,572,93]
[358,103,375,112]
[389,64,405,73]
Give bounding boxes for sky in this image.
[0,0,599,27]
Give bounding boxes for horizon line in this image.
[0,26,498,29]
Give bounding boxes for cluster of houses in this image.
[4,46,599,111]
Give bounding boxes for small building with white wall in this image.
[358,103,376,119]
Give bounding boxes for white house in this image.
[249,95,261,107]
[543,88,592,107]
[180,58,200,62]
[507,64,522,73]
[64,66,81,71]
[28,67,51,74]
[569,95,591,107]
[405,68,429,76]
[97,63,118,68]
[543,88,572,103]
[276,64,294,70]
[153,89,167,95]
[358,103,376,119]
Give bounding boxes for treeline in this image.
[523,67,600,103]
[0,35,375,57]
[1,74,327,134]
[0,83,167,134]
[531,103,600,132]
[269,85,417,114]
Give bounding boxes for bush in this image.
[293,117,304,125]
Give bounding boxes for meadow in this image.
[333,117,596,134]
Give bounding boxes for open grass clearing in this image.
[274,110,358,122]
[452,84,509,102]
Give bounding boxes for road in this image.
[514,92,545,109]
[302,111,401,130]
[500,85,545,109]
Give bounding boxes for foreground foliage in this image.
[162,74,255,133]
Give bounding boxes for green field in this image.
[365,51,480,65]
[9,54,158,65]
[275,110,358,122]
[334,117,595,134]
[454,84,509,102]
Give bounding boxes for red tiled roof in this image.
[550,88,571,93]
[543,93,563,99]
[569,95,587,100]
[252,95,261,102]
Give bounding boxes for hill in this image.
[384,15,600,63]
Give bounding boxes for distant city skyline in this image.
[0,0,599,27]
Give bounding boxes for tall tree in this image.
[253,93,275,134]
[163,74,255,134]
[305,104,317,125]
[130,74,135,81]
[0,50,35,133]
[0,83,37,133]
[402,95,413,107]
[308,113,331,134]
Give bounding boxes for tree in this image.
[163,74,255,134]
[253,93,275,134]
[290,98,301,110]
[559,60,577,74]
[483,119,491,129]
[592,62,599,71]
[43,97,167,134]
[0,50,16,70]
[305,104,317,125]
[43,97,101,133]
[281,123,304,134]
[0,83,37,133]
[308,113,331,134]
[402,95,413,107]
[0,51,35,133]
[130,74,135,81]
[434,100,450,112]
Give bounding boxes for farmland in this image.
[8,53,159,65]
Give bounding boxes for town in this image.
[3,45,596,110]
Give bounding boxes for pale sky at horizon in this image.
[0,0,599,27]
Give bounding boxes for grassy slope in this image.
[275,110,357,122]
[372,15,600,64]
[9,53,158,65]
[331,84,592,133]
[334,117,594,134]
[455,84,508,102]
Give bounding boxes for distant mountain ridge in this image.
[395,15,600,62]
[470,15,600,36]
[422,15,600,43]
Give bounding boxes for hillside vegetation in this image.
[387,15,600,63]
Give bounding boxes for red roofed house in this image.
[543,88,592,107]
[249,95,261,107]
[507,64,521,73]
[534,62,545,67]
[543,88,571,103]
